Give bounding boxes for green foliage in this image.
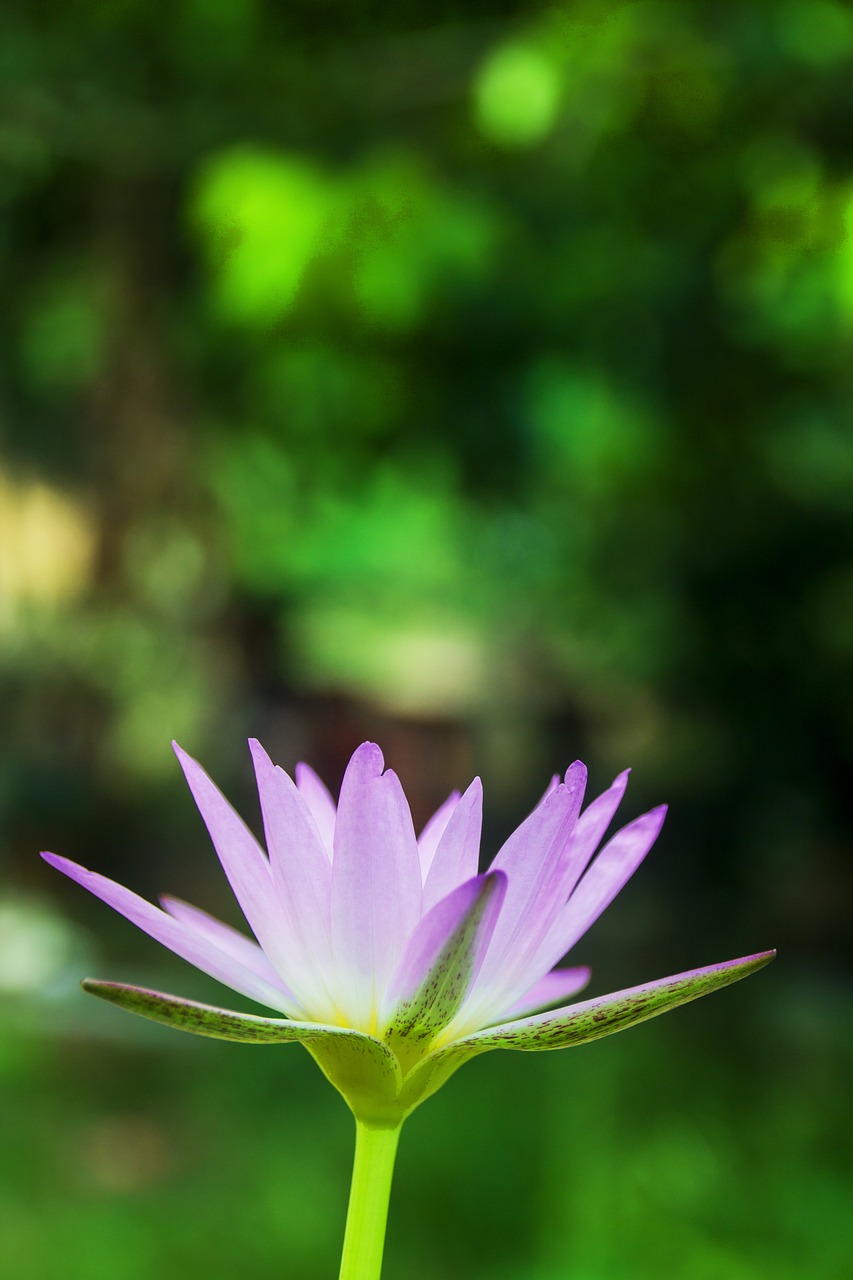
[3,0,852,768]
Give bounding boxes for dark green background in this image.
[1,2,850,1276]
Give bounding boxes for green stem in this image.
[338,1120,402,1280]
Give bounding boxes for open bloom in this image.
[43,740,773,1127]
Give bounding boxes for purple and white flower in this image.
[43,740,774,1126]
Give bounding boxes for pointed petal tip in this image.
[41,851,75,873]
[247,737,274,775]
[172,741,198,773]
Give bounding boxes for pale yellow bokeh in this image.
[0,468,95,625]
[293,604,489,717]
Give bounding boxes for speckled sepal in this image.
[404,950,777,1091]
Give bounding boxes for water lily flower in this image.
[43,740,774,1280]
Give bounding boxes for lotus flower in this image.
[42,740,773,1128]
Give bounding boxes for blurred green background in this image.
[1,1,851,1276]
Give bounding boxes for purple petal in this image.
[513,769,632,948]
[532,804,668,976]
[472,763,588,995]
[330,743,422,1027]
[42,853,300,1015]
[503,768,632,983]
[416,790,461,881]
[295,762,337,858]
[249,740,333,967]
[502,966,591,1020]
[536,774,561,806]
[568,768,631,884]
[384,872,507,1065]
[172,743,298,982]
[422,779,483,912]
[160,895,292,992]
[444,950,776,1052]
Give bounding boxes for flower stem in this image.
[338,1120,402,1280]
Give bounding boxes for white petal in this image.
[331,744,422,1029]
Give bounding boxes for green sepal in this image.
[82,980,403,1125]
[81,949,775,1128]
[405,950,776,1097]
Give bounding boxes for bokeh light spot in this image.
[191,148,333,325]
[474,43,560,148]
